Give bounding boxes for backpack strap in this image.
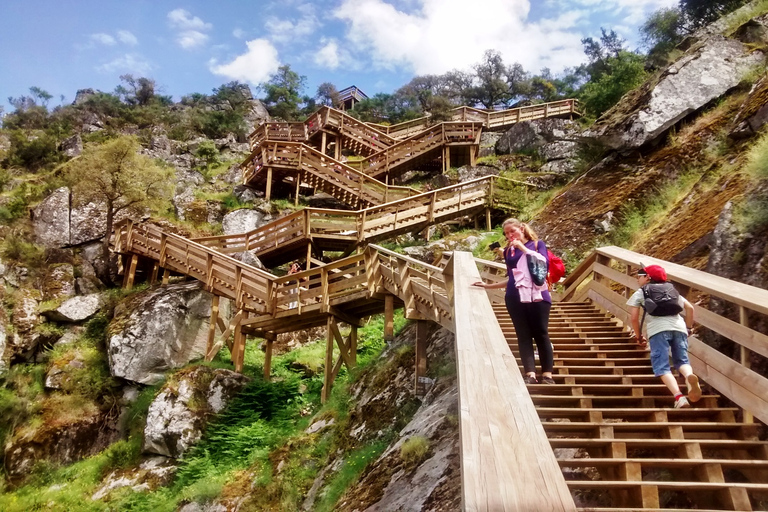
[639,285,648,333]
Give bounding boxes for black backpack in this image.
[641,282,683,316]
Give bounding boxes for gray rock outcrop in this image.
[43,294,103,323]
[32,187,70,248]
[42,264,76,301]
[591,35,764,149]
[107,282,227,385]
[10,289,41,359]
[143,366,250,457]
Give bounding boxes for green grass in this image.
[606,167,706,248]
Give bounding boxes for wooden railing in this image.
[352,121,482,179]
[191,176,530,260]
[112,222,571,509]
[368,99,580,138]
[560,245,768,425]
[249,106,395,154]
[242,141,418,207]
[245,122,482,191]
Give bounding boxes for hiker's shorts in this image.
[649,330,689,376]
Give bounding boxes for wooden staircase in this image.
[494,300,768,510]
[243,99,580,203]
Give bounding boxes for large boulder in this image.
[43,294,104,323]
[143,366,250,458]
[4,406,121,479]
[107,282,227,385]
[10,289,41,360]
[221,208,271,235]
[590,35,764,150]
[42,264,76,301]
[32,187,71,248]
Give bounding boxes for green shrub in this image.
[400,435,430,466]
[5,130,62,171]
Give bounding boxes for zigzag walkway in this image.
[496,301,768,510]
[243,99,579,201]
[113,216,768,509]
[191,175,529,268]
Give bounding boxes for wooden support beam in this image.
[321,315,335,403]
[123,254,139,290]
[232,311,247,373]
[740,305,753,424]
[162,268,171,285]
[206,295,220,359]
[263,332,276,380]
[265,167,273,201]
[294,173,301,207]
[415,320,429,395]
[384,294,395,341]
[486,207,492,231]
[150,262,160,284]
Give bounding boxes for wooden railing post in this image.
[415,319,429,395]
[384,294,395,341]
[263,331,276,380]
[740,305,753,424]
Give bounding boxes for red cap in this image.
[644,264,667,282]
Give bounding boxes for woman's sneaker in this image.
[674,396,690,409]
[523,375,538,384]
[686,374,702,403]
[540,377,556,385]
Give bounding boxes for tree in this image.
[62,136,173,278]
[581,29,627,81]
[260,65,306,121]
[467,50,512,109]
[641,8,684,67]
[115,75,157,106]
[315,82,341,108]
[29,86,53,107]
[579,51,647,119]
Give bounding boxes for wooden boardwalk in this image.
[243,99,579,202]
[113,210,768,510]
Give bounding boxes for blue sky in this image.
[0,0,676,109]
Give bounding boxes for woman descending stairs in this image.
[493,301,768,511]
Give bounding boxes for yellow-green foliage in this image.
[744,130,768,179]
[400,435,430,466]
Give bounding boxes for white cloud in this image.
[265,10,319,43]
[210,39,281,84]
[233,28,246,39]
[178,31,210,49]
[333,0,586,75]
[117,30,138,46]
[91,33,116,46]
[168,9,212,49]
[315,39,341,69]
[167,9,212,31]
[96,53,153,75]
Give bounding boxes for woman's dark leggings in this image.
[505,297,553,375]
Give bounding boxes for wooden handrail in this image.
[561,245,768,425]
[367,99,580,138]
[191,175,532,259]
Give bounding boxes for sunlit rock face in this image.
[107,281,225,385]
[142,366,251,458]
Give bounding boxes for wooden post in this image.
[294,173,301,206]
[334,135,341,160]
[384,294,394,341]
[263,332,276,380]
[321,315,335,403]
[265,167,273,201]
[321,132,327,156]
[350,325,358,366]
[740,306,753,424]
[123,254,139,290]
[415,320,429,395]
[486,207,492,231]
[162,268,171,285]
[233,312,247,373]
[150,262,160,284]
[206,295,220,358]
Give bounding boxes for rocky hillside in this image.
[1,2,768,510]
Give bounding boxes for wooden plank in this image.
[450,252,575,511]
[688,335,768,425]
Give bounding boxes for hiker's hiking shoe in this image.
[686,374,702,403]
[540,377,556,385]
[674,396,690,409]
[523,375,538,384]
